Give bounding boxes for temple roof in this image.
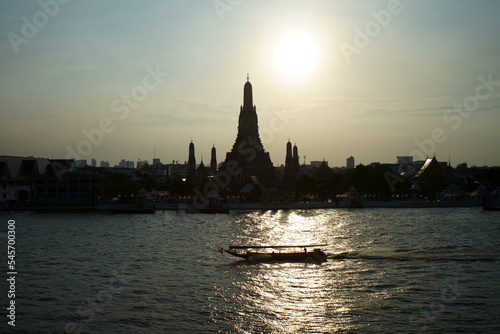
[313,161,332,178]
[414,157,442,179]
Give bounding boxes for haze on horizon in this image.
[1,0,500,167]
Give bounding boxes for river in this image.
[1,207,499,333]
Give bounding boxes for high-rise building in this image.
[219,76,276,189]
[137,160,149,168]
[118,159,134,168]
[346,156,355,169]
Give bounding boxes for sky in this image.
[1,0,500,167]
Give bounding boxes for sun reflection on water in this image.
[214,210,358,332]
[234,210,335,246]
[224,261,355,333]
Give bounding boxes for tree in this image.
[168,178,195,196]
[338,164,407,199]
[295,174,316,199]
[246,185,263,203]
[104,173,139,198]
[135,171,156,192]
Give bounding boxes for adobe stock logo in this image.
[65,65,168,160]
[260,107,297,144]
[212,0,244,21]
[7,0,71,54]
[339,0,404,64]
[411,74,499,161]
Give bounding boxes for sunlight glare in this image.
[273,31,320,80]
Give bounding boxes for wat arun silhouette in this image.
[219,75,278,190]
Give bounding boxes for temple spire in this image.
[243,75,253,109]
[187,140,196,182]
[222,76,275,189]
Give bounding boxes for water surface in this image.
[1,208,499,333]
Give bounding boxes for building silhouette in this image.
[210,145,217,175]
[219,75,276,190]
[283,140,301,190]
[118,159,134,168]
[313,160,333,180]
[0,156,107,206]
[293,143,300,177]
[197,159,208,183]
[347,156,355,169]
[187,140,196,183]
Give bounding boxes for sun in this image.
[273,31,320,80]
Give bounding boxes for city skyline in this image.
[1,1,500,167]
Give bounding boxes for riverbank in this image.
[227,200,483,210]
[1,199,484,212]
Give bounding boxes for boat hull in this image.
[223,248,327,263]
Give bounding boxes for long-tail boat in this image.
[218,244,328,263]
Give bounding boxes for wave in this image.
[328,247,499,261]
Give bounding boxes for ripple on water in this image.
[1,208,499,333]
